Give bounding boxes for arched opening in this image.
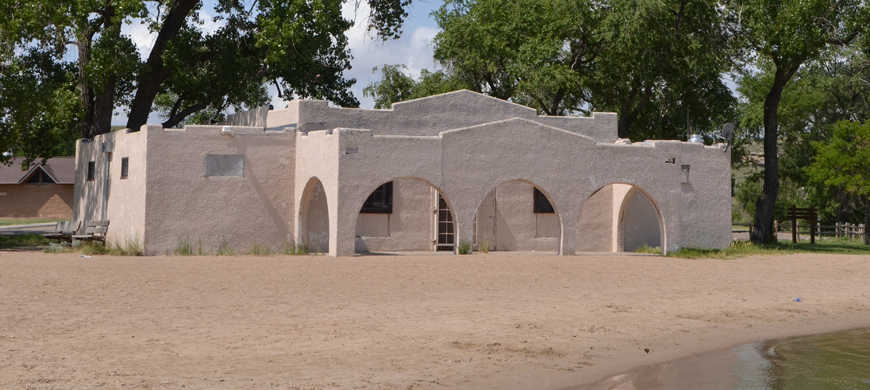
[354,178,457,253]
[576,183,664,253]
[299,177,330,253]
[473,180,561,253]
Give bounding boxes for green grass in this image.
[669,238,870,259]
[458,241,472,255]
[0,233,49,249]
[635,243,662,254]
[249,244,272,256]
[0,218,63,226]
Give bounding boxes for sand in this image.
[0,251,868,389]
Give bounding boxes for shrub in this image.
[458,241,472,255]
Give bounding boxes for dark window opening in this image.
[24,169,55,184]
[87,161,95,181]
[120,157,129,179]
[361,181,393,214]
[534,187,555,213]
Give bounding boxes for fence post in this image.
[810,207,816,244]
[791,205,797,244]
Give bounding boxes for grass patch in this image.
[249,244,272,256]
[0,233,49,249]
[283,241,312,255]
[174,236,195,256]
[669,238,870,259]
[0,218,63,226]
[458,241,472,255]
[635,243,662,254]
[478,241,490,254]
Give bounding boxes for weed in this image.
[479,241,490,254]
[458,241,472,255]
[108,236,143,256]
[250,244,272,256]
[174,236,194,256]
[635,243,661,254]
[283,240,311,255]
[79,241,108,255]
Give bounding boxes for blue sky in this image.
[113,0,445,125]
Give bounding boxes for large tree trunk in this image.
[617,83,653,139]
[77,6,119,139]
[751,65,799,244]
[125,0,201,131]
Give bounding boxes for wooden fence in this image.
[732,222,866,241]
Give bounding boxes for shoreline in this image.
[1,251,868,389]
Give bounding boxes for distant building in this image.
[0,157,75,218]
[74,90,731,256]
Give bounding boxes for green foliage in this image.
[249,244,272,256]
[0,234,49,249]
[79,242,109,255]
[108,236,143,256]
[283,241,312,255]
[174,237,195,256]
[669,238,870,259]
[360,0,737,140]
[635,244,661,255]
[0,0,413,161]
[363,65,469,109]
[458,241,471,255]
[808,120,870,199]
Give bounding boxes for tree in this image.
[723,0,869,244]
[362,64,469,108]
[807,120,870,244]
[0,0,412,166]
[426,0,735,140]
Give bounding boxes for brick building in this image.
[0,157,75,219]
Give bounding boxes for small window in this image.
[87,161,95,181]
[534,187,555,213]
[361,182,393,214]
[25,168,55,184]
[204,155,245,177]
[120,158,129,179]
[681,165,691,184]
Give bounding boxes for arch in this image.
[298,177,330,253]
[353,177,458,253]
[472,179,562,253]
[576,182,666,254]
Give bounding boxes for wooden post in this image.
[810,206,816,244]
[791,205,797,244]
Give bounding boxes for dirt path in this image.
[1,251,868,389]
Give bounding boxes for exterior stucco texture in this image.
[75,90,731,256]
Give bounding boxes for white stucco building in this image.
[74,90,731,256]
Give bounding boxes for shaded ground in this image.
[0,251,868,390]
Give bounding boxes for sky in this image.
[113,0,444,126]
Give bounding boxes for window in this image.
[87,161,95,181]
[204,155,245,177]
[120,157,129,179]
[534,187,555,213]
[360,181,393,214]
[24,168,55,184]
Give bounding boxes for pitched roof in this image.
[0,157,76,184]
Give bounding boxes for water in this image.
[583,328,870,390]
[732,327,870,390]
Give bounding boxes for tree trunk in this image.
[617,83,653,139]
[751,65,799,244]
[125,0,199,131]
[864,199,869,245]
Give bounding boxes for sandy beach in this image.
[0,251,868,389]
